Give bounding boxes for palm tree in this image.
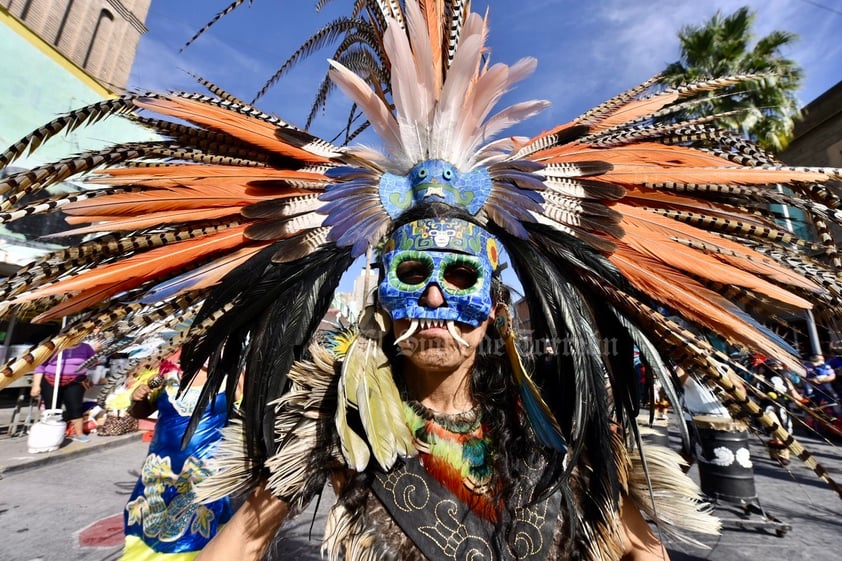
[661,6,803,152]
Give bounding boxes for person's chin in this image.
[406,347,463,372]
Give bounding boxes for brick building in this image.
[782,81,842,169]
[0,0,150,91]
[781,82,842,247]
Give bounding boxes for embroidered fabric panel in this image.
[123,390,232,553]
[371,456,561,561]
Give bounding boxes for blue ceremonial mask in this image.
[378,218,500,327]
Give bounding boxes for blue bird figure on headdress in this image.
[380,159,493,218]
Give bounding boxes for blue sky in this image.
[126,0,842,294]
[129,0,842,143]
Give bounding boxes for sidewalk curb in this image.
[0,432,144,476]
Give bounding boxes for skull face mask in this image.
[378,218,500,338]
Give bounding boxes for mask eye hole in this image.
[396,259,432,286]
[443,262,479,290]
[442,168,453,180]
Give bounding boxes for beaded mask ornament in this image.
[379,218,500,333]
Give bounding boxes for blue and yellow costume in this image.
[121,374,232,561]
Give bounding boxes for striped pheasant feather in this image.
[1,0,841,505]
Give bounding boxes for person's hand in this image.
[131,384,152,402]
[30,385,41,398]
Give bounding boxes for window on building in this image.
[83,8,114,69]
[54,0,75,47]
[19,0,34,20]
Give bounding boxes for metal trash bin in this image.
[691,415,757,503]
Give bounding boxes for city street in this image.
[1,414,841,561]
[1,3,841,561]
[659,424,842,561]
[0,436,148,561]
[0,435,329,561]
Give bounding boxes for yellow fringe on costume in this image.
[120,535,199,561]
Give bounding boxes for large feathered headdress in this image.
[1,0,841,497]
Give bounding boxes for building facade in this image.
[0,0,150,91]
[0,1,158,265]
[0,1,155,374]
[781,81,842,245]
[782,81,842,168]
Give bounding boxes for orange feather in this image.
[63,184,310,216]
[609,245,804,362]
[613,206,819,305]
[419,452,499,521]
[134,96,329,163]
[91,165,328,188]
[603,166,829,186]
[419,0,444,92]
[539,143,738,167]
[537,144,830,185]
[621,187,793,232]
[16,225,250,301]
[137,245,267,302]
[538,141,824,174]
[34,245,269,323]
[585,91,679,131]
[31,280,149,323]
[59,208,240,233]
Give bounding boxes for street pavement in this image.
[1,391,841,560]
[0,384,143,475]
[656,418,842,561]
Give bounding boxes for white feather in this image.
[483,100,551,138]
[383,22,425,164]
[530,210,579,236]
[466,57,538,134]
[383,22,421,126]
[466,100,550,167]
[471,137,531,167]
[461,7,487,40]
[403,0,438,112]
[543,164,603,179]
[450,62,509,162]
[327,60,403,161]
[329,2,547,176]
[344,145,396,174]
[431,33,484,166]
[543,178,594,199]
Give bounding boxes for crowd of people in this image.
[641,344,842,467]
[757,351,842,444]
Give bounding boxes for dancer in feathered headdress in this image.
[2,1,842,559]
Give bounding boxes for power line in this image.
[796,0,842,17]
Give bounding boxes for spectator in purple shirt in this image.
[30,341,99,443]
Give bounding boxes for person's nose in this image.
[419,283,446,309]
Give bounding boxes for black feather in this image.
[181,243,353,478]
[493,226,622,516]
